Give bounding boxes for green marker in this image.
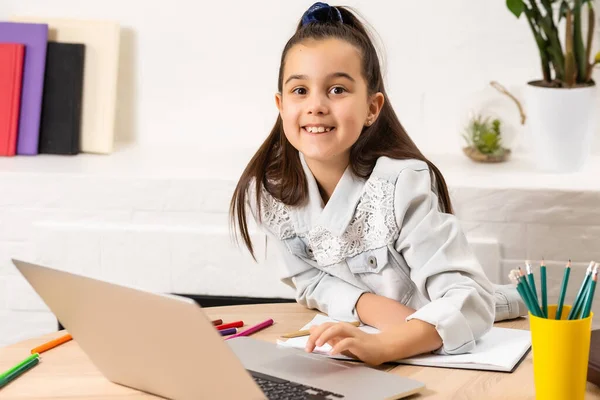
[0,354,39,389]
[0,353,39,381]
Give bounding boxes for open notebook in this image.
[277,314,531,372]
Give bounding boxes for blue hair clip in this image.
[301,2,343,26]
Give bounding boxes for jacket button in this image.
[367,256,377,268]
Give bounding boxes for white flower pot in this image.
[524,82,596,172]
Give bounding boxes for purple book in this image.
[0,22,48,155]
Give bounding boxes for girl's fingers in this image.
[330,337,357,356]
[315,323,355,347]
[306,322,360,352]
[305,323,336,352]
[331,338,374,364]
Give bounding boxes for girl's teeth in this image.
[306,127,332,133]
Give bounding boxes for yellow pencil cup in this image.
[530,304,593,400]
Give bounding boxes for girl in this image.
[230,2,524,366]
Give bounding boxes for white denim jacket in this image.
[251,154,525,355]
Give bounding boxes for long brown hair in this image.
[230,5,453,260]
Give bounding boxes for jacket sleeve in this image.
[267,235,367,322]
[393,167,495,354]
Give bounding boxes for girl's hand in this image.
[305,322,389,366]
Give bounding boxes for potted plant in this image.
[506,0,600,172]
[463,114,511,163]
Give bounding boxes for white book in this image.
[11,16,120,154]
[277,314,532,372]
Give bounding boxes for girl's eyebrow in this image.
[284,72,356,85]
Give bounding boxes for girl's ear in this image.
[365,92,384,126]
[275,93,283,113]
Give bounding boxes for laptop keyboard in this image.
[249,370,345,400]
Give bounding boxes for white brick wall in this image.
[2,151,600,345]
[0,159,299,345]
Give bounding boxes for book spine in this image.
[16,24,48,155]
[8,45,25,156]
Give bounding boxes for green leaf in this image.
[595,51,600,64]
[507,0,525,17]
[492,119,501,136]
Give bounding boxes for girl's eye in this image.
[330,86,346,95]
[292,87,307,95]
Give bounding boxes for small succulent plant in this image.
[463,114,508,156]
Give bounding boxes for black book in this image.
[39,41,85,155]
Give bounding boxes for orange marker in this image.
[31,333,72,354]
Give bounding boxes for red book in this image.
[0,43,24,156]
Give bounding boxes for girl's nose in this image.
[307,93,329,115]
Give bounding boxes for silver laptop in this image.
[12,258,424,400]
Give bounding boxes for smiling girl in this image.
[230,3,520,365]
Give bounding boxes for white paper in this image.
[277,315,532,372]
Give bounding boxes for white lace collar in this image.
[259,153,400,266]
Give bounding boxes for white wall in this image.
[2,0,599,154]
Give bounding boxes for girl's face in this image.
[276,38,383,167]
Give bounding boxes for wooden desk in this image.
[1,303,599,399]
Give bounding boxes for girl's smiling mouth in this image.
[302,125,336,134]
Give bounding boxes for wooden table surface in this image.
[1,302,599,399]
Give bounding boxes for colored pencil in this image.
[509,271,532,312]
[219,327,238,336]
[555,260,571,319]
[0,354,39,388]
[582,264,598,319]
[216,321,244,330]
[30,333,72,355]
[567,261,594,320]
[510,270,542,317]
[540,259,547,317]
[224,318,274,340]
[280,320,361,338]
[518,267,544,317]
[526,260,539,305]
